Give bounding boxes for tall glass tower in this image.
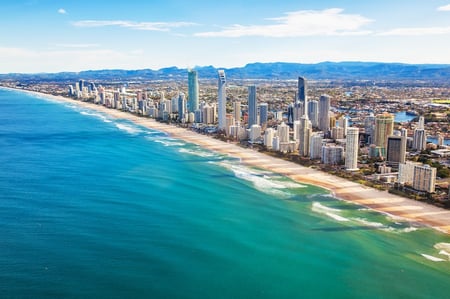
[298,76,307,113]
[187,69,199,113]
[217,70,227,130]
[247,85,257,128]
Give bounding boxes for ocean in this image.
[1,88,450,299]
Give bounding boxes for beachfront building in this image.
[259,103,268,128]
[233,101,241,124]
[187,69,199,113]
[374,113,394,157]
[248,85,258,128]
[217,70,227,130]
[413,164,437,193]
[298,115,312,157]
[318,94,331,133]
[345,127,359,171]
[398,161,422,184]
[177,93,186,122]
[278,122,290,143]
[249,124,262,143]
[387,135,407,166]
[264,128,275,148]
[310,134,323,160]
[308,100,319,128]
[322,145,344,165]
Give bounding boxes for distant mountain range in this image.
[2,62,450,82]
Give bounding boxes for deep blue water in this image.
[1,88,450,299]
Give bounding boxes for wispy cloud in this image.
[58,8,67,14]
[72,20,196,31]
[195,8,372,37]
[437,4,450,11]
[378,26,450,36]
[54,43,100,48]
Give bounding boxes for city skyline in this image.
[2,1,450,73]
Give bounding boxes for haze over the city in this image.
[2,0,450,73]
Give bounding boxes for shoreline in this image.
[5,86,450,234]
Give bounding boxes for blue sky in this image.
[2,0,450,73]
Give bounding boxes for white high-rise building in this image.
[298,115,312,157]
[278,122,290,143]
[345,127,359,171]
[322,145,344,165]
[249,124,262,143]
[264,128,275,148]
[310,134,323,159]
[233,101,241,124]
[217,70,227,130]
[398,161,422,184]
[413,164,436,193]
[293,120,301,141]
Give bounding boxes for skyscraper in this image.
[318,94,331,132]
[309,134,323,159]
[233,101,241,124]
[413,164,436,193]
[374,113,394,156]
[387,135,407,166]
[298,115,312,157]
[259,103,268,127]
[345,127,359,171]
[413,116,427,151]
[187,69,199,113]
[308,100,319,128]
[178,93,186,122]
[217,70,227,130]
[297,76,307,106]
[247,85,257,128]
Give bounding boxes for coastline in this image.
[5,87,450,234]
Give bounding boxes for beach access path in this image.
[14,88,450,235]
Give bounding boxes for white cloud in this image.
[195,8,372,37]
[437,4,450,11]
[54,43,99,48]
[58,8,67,14]
[378,26,450,36]
[72,20,196,31]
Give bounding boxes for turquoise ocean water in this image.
[1,88,450,299]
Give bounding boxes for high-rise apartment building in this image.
[387,135,407,165]
[413,116,427,151]
[259,103,268,127]
[233,101,241,124]
[310,134,323,160]
[298,115,312,157]
[247,85,258,128]
[217,70,227,130]
[308,100,319,128]
[345,127,359,171]
[374,113,394,156]
[187,69,199,113]
[413,164,436,193]
[318,95,331,132]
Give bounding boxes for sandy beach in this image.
[10,88,450,234]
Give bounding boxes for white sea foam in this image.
[311,202,350,222]
[229,165,292,198]
[178,148,218,158]
[80,111,112,123]
[438,250,450,260]
[153,138,185,147]
[434,243,450,252]
[115,123,142,135]
[353,217,385,228]
[421,254,446,262]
